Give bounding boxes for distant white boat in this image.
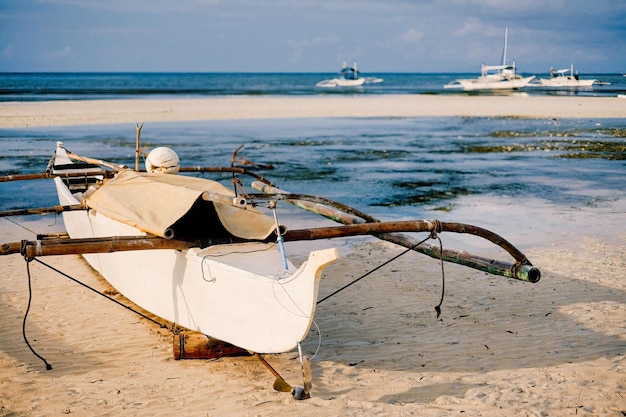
[445,28,535,91]
[316,62,383,88]
[537,65,596,87]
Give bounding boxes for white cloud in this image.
[454,18,483,37]
[43,46,72,59]
[401,28,424,44]
[0,44,14,59]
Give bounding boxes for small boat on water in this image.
[445,28,535,91]
[536,64,596,87]
[0,132,540,398]
[316,62,383,88]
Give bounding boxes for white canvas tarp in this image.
[85,170,277,240]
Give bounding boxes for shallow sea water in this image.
[1,116,624,256]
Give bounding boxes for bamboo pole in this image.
[0,166,270,184]
[0,204,85,218]
[0,170,115,183]
[1,236,194,258]
[65,150,127,171]
[283,220,438,241]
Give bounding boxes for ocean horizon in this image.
[1,72,625,101]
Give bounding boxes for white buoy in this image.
[145,147,180,174]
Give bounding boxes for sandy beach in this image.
[1,96,625,416]
[2,94,626,128]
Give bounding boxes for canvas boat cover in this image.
[85,170,277,240]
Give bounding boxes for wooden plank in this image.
[172,332,249,359]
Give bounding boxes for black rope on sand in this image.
[31,257,168,329]
[20,255,171,370]
[433,234,446,319]
[23,259,52,370]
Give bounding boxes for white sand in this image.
[1,97,625,416]
[1,95,626,128]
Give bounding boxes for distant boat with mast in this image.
[445,28,535,91]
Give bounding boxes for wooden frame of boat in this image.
[0,138,540,399]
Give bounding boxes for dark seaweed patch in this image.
[460,139,626,160]
[374,185,473,207]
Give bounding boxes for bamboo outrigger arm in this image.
[1,217,540,283]
[1,236,195,258]
[0,170,116,183]
[251,182,540,283]
[0,204,85,217]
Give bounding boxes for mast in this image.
[502,27,509,66]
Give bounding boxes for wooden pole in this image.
[65,150,127,171]
[0,167,267,184]
[1,236,194,258]
[0,204,85,218]
[135,123,143,172]
[0,171,115,183]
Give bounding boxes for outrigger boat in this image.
[0,131,540,399]
[444,28,535,91]
[316,62,383,88]
[536,64,596,87]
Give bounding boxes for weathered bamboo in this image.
[252,182,540,283]
[251,182,371,222]
[0,170,115,183]
[283,220,438,241]
[0,172,56,182]
[378,232,539,282]
[1,236,194,258]
[0,204,85,218]
[0,167,272,184]
[65,150,128,171]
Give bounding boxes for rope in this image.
[19,255,170,371]
[433,234,446,319]
[30,257,169,329]
[317,234,432,305]
[23,258,52,370]
[317,221,448,319]
[3,216,39,235]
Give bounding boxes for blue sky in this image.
[1,0,625,73]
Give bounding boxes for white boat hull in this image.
[54,177,338,353]
[316,77,366,88]
[538,77,595,87]
[447,75,536,91]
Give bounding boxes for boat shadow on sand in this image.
[302,242,625,402]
